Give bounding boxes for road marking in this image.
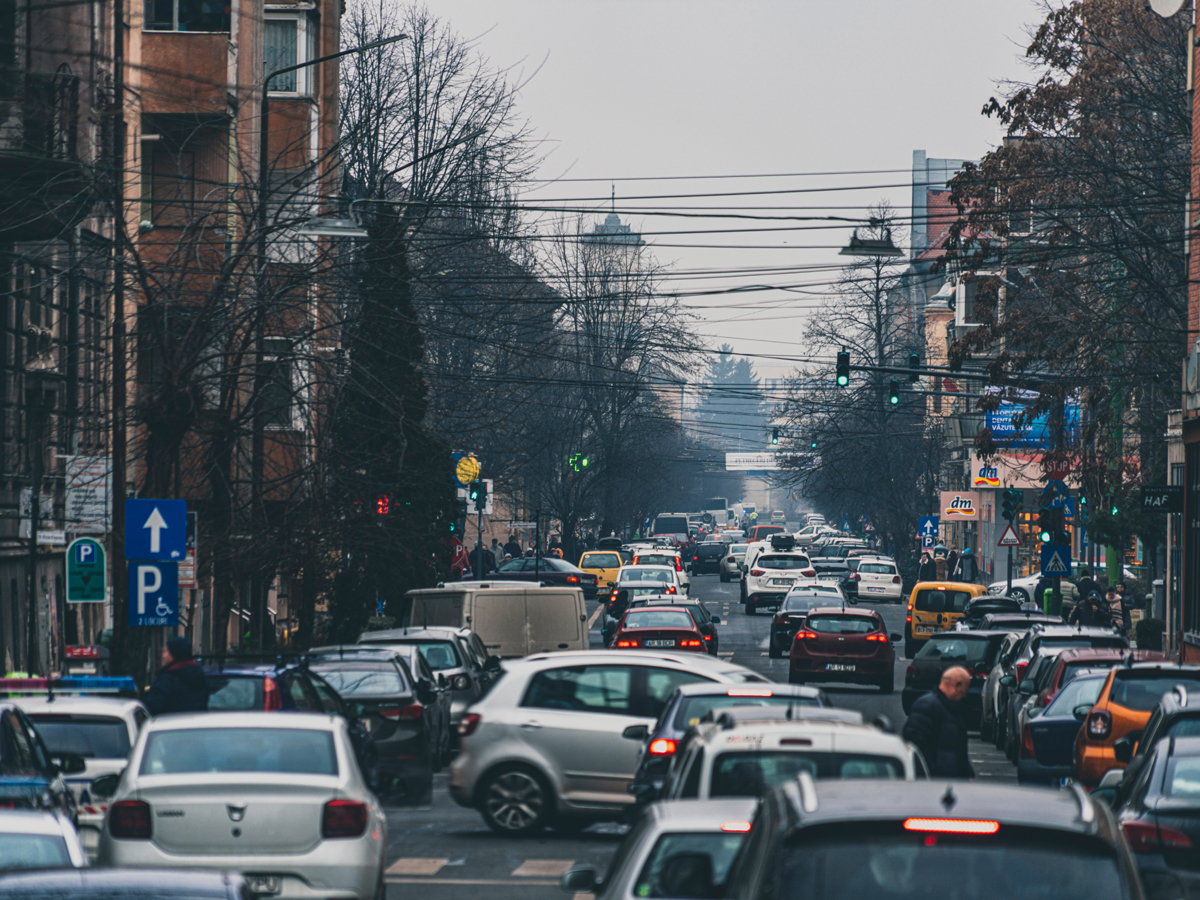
[513,860,576,877]
[760,652,769,656]
[387,877,558,886]
[718,651,734,657]
[387,858,449,876]
[587,605,603,628]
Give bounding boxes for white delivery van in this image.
[405,582,588,658]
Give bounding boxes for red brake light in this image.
[263,676,282,711]
[1086,709,1112,741]
[796,630,818,640]
[802,568,815,576]
[1015,661,1028,680]
[322,799,368,838]
[617,640,639,648]
[1020,724,1036,759]
[648,738,677,756]
[751,569,766,577]
[458,713,482,737]
[681,640,703,647]
[906,664,918,678]
[893,576,902,584]
[666,585,677,594]
[675,561,682,571]
[904,818,999,835]
[566,576,579,583]
[109,800,152,839]
[722,821,752,833]
[865,633,887,642]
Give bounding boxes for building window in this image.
[144,0,229,33]
[264,16,316,94]
[261,338,295,430]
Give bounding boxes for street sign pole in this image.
[1007,547,1012,596]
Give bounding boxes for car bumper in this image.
[747,592,788,607]
[1075,747,1121,786]
[858,586,902,600]
[791,657,892,681]
[98,831,385,899]
[1016,758,1073,786]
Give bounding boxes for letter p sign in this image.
[128,561,178,627]
[76,542,95,566]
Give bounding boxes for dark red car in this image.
[787,607,901,693]
[611,606,708,653]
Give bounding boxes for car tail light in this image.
[1015,661,1028,681]
[452,673,472,691]
[727,557,735,563]
[681,640,703,648]
[865,633,887,642]
[458,713,482,737]
[675,561,682,571]
[850,573,860,582]
[649,738,677,756]
[566,575,579,584]
[109,800,152,839]
[722,821,752,833]
[1020,724,1036,759]
[892,576,901,584]
[704,635,711,641]
[263,676,282,711]
[796,630,818,641]
[666,585,677,594]
[802,568,815,576]
[751,569,765,577]
[1086,708,1112,741]
[906,665,918,679]
[1122,820,1193,853]
[775,614,788,625]
[903,818,998,835]
[617,640,639,648]
[322,799,368,838]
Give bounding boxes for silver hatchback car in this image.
[449,650,768,835]
[97,712,386,900]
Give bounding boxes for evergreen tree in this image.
[692,345,768,447]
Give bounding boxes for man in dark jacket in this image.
[145,636,209,716]
[917,553,937,582]
[901,666,974,778]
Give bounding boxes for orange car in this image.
[1072,660,1200,785]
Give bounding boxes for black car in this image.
[956,596,1027,629]
[690,541,728,575]
[308,646,450,802]
[0,703,82,823]
[768,589,846,658]
[901,631,1011,729]
[1106,735,1200,900]
[1113,681,1200,780]
[627,596,721,653]
[627,682,828,804]
[1017,671,1110,785]
[724,779,1143,900]
[489,556,600,598]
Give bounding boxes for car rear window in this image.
[1166,717,1200,739]
[406,641,462,671]
[635,832,745,899]
[913,589,974,613]
[0,835,71,871]
[1046,676,1107,716]
[783,595,842,613]
[776,825,1122,900]
[621,569,674,583]
[206,674,264,710]
[758,556,811,570]
[710,751,902,796]
[730,545,747,554]
[1110,672,1200,712]
[672,694,821,730]
[26,714,130,758]
[859,564,896,575]
[1165,757,1200,797]
[310,666,409,698]
[1060,659,1117,686]
[624,610,695,630]
[637,555,676,567]
[140,727,338,776]
[915,637,990,663]
[584,553,621,568]
[807,616,877,635]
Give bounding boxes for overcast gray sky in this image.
[436,0,1047,383]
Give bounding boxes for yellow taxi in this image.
[904,581,988,659]
[578,550,624,592]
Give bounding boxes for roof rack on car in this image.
[1174,684,1189,707]
[1068,782,1095,826]
[796,771,819,813]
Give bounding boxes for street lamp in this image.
[839,217,904,258]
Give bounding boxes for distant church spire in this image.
[611,183,616,214]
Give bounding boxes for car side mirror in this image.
[999,675,1016,688]
[1073,703,1094,722]
[90,772,122,798]
[485,656,501,673]
[711,616,721,624]
[607,581,615,587]
[1090,787,1118,808]
[1018,680,1036,696]
[560,867,598,894]
[437,673,449,689]
[51,753,87,776]
[417,682,436,705]
[890,633,903,642]
[622,724,649,741]
[1098,768,1125,789]
[628,782,658,803]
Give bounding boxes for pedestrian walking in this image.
[474,541,497,575]
[946,548,959,579]
[505,535,522,559]
[917,552,937,582]
[901,666,974,778]
[1106,587,1129,634]
[1074,569,1097,607]
[1068,591,1110,627]
[1115,582,1134,633]
[489,538,504,569]
[952,547,978,583]
[145,637,210,716]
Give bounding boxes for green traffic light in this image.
[1039,530,1051,543]
[1111,505,1118,515]
[837,374,848,387]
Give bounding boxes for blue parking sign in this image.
[125,499,187,561]
[918,516,939,549]
[128,561,178,627]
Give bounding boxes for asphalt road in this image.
[381,569,1016,899]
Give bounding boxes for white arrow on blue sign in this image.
[1040,544,1072,576]
[918,516,939,548]
[128,561,178,627]
[125,499,187,560]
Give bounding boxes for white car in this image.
[15,697,148,860]
[720,543,748,582]
[742,551,815,614]
[630,548,690,595]
[661,708,922,801]
[849,557,904,603]
[615,565,687,599]
[0,809,87,870]
[448,650,767,835]
[97,712,387,900]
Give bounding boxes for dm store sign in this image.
[940,491,981,520]
[972,461,1000,488]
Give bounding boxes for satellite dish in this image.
[1147,0,1185,17]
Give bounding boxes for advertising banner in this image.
[940,491,981,521]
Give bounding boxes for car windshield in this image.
[807,616,876,635]
[310,666,409,698]
[710,751,902,796]
[758,556,810,570]
[1046,677,1107,716]
[624,610,695,630]
[673,694,820,730]
[26,714,130,758]
[783,595,841,613]
[1165,757,1200,797]
[0,834,71,870]
[859,564,895,575]
[634,831,746,899]
[583,553,621,568]
[775,826,1122,900]
[916,638,989,663]
[1110,672,1200,712]
[621,569,673,583]
[140,727,338,776]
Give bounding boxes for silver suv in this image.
[448,650,767,835]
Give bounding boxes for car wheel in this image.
[878,671,895,694]
[1011,588,1030,603]
[374,868,387,900]
[481,766,552,836]
[768,638,782,659]
[1004,722,1018,763]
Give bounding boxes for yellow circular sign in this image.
[456,455,480,485]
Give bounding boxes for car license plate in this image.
[771,578,792,586]
[825,663,856,672]
[246,875,281,895]
[819,576,840,583]
[866,587,884,592]
[644,639,675,648]
[916,625,935,634]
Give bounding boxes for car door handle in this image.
[520,721,542,730]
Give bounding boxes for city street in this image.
[379,570,1013,900]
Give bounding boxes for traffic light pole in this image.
[1007,547,1012,596]
[476,507,485,581]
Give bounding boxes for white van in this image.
[405,582,588,658]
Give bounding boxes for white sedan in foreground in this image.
[97,711,386,899]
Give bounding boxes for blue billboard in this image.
[985,401,1079,450]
